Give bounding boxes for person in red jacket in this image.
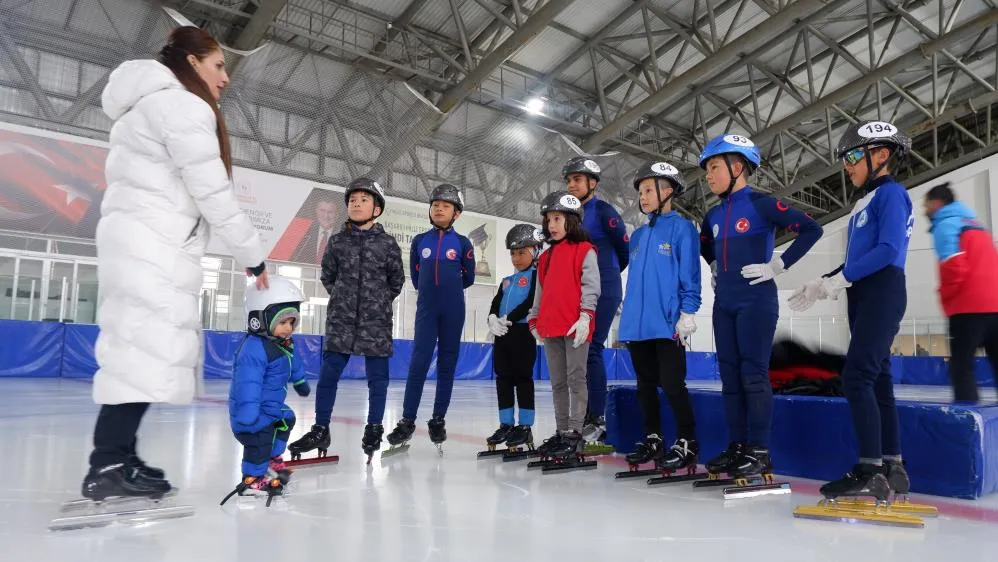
[925,182,998,403]
[527,191,601,460]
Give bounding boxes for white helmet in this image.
[244,275,306,336]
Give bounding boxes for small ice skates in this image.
[286,424,339,467]
[646,438,708,486]
[50,463,193,531]
[823,459,938,517]
[794,462,933,528]
[477,424,514,458]
[362,423,384,464]
[528,430,598,474]
[427,416,447,455]
[220,475,285,508]
[615,434,665,479]
[384,418,415,457]
[501,425,538,461]
[694,444,790,498]
[581,415,614,456]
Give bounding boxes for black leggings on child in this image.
[89,402,150,468]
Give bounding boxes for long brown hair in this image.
[156,26,233,175]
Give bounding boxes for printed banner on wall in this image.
[0,123,498,284]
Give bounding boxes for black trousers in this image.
[627,338,696,440]
[494,324,536,412]
[948,313,998,403]
[89,402,150,468]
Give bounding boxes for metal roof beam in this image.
[232,0,288,51]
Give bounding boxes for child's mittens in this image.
[675,313,697,347]
[567,312,592,348]
[293,379,311,397]
[487,314,511,337]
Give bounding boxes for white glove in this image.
[710,262,717,290]
[675,313,697,347]
[820,271,851,300]
[487,314,511,337]
[787,272,851,311]
[567,312,592,348]
[530,326,541,343]
[741,256,785,286]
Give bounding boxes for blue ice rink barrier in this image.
[1,320,997,387]
[605,385,998,499]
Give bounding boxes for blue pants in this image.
[402,301,465,420]
[843,266,905,460]
[235,415,294,476]
[315,351,389,426]
[713,285,778,448]
[586,277,621,419]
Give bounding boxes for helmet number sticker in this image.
[532,228,544,242]
[651,162,678,175]
[583,160,601,173]
[723,134,755,147]
[859,121,897,138]
[559,194,582,209]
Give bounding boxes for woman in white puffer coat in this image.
[82,26,269,501]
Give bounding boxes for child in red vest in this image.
[527,191,601,458]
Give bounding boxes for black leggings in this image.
[494,324,536,412]
[627,338,696,440]
[948,313,998,403]
[89,402,150,468]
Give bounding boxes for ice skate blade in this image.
[477,449,506,459]
[820,498,938,517]
[502,449,538,462]
[49,503,194,531]
[722,482,792,499]
[647,472,709,486]
[284,455,339,469]
[60,488,179,513]
[541,459,598,474]
[693,477,742,489]
[381,443,410,458]
[793,504,924,528]
[614,467,662,479]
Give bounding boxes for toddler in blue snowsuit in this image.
[392,184,475,446]
[227,276,311,496]
[698,134,821,479]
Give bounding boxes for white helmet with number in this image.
[245,275,306,336]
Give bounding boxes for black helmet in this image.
[505,224,545,250]
[632,161,686,195]
[540,191,584,219]
[561,156,601,182]
[344,177,386,210]
[836,121,911,159]
[430,183,464,212]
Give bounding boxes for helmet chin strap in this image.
[647,178,674,227]
[429,209,456,230]
[347,204,379,227]
[859,146,892,194]
[719,155,740,199]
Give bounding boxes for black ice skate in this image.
[719,447,791,499]
[820,460,938,517]
[795,463,928,527]
[704,441,744,478]
[527,432,563,469]
[427,416,446,455]
[287,424,339,467]
[646,438,709,486]
[50,463,192,531]
[362,424,384,465]
[477,424,514,458]
[128,454,165,480]
[615,434,664,479]
[540,430,598,474]
[220,475,285,508]
[383,418,415,458]
[501,425,538,461]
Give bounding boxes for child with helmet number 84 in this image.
[222,275,311,507]
[479,224,545,457]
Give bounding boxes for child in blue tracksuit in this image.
[226,276,311,501]
[789,121,914,501]
[620,162,702,471]
[389,183,475,448]
[698,134,822,479]
[561,156,629,443]
[484,224,545,451]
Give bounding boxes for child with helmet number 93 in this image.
[222,276,311,507]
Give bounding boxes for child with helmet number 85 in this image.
[222,275,311,506]
[527,192,601,461]
[482,224,546,453]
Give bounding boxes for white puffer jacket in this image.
[93,59,264,405]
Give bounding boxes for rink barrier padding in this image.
[605,385,998,499]
[0,320,995,386]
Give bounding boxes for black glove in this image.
[293,380,311,397]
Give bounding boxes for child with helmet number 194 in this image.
[698,134,822,487]
[527,192,601,465]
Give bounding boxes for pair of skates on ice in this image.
[380,417,448,457]
[477,424,536,461]
[50,459,193,531]
[795,460,938,528]
[220,457,296,507]
[526,430,599,474]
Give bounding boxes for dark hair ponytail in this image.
[157,26,233,175]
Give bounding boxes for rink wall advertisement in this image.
[0,122,498,284]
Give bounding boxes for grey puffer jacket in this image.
[321,223,404,357]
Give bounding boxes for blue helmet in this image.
[698,134,762,171]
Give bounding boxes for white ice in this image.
[5,379,998,562]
